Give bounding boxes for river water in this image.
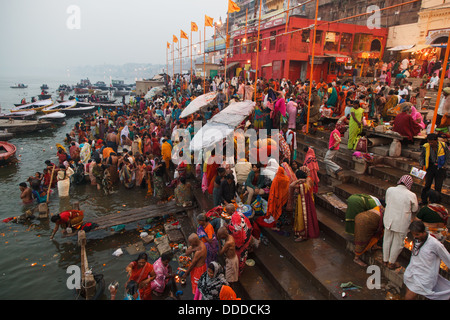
[0,75,193,300]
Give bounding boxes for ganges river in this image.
[0,75,193,299]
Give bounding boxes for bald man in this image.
[218,226,239,285]
[182,233,207,295]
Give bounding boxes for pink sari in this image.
[151,257,169,294]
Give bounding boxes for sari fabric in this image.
[303,148,320,193]
[227,211,253,275]
[266,167,290,222]
[345,194,378,235]
[151,258,169,294]
[354,208,383,256]
[348,107,364,150]
[128,261,154,300]
[197,262,229,300]
[292,177,320,239]
[197,223,219,266]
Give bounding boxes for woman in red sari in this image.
[205,149,220,195]
[290,167,320,242]
[125,253,156,300]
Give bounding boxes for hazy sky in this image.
[0,0,227,76]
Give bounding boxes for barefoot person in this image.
[182,233,207,295]
[217,226,239,288]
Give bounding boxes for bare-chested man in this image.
[106,129,118,152]
[218,226,239,286]
[182,233,207,295]
[19,182,33,205]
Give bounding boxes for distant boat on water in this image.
[10,84,28,89]
[40,84,49,90]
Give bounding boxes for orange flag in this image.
[205,15,214,27]
[228,0,240,13]
[167,42,171,49]
[191,21,198,32]
[180,29,188,40]
[173,35,178,43]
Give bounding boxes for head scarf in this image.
[197,262,229,300]
[397,175,413,190]
[266,167,290,221]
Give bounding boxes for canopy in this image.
[144,86,164,100]
[387,44,414,51]
[190,122,234,152]
[401,44,431,53]
[189,100,255,152]
[180,91,217,118]
[209,100,255,127]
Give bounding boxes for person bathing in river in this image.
[19,182,33,205]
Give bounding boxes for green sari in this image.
[347,107,364,150]
[345,194,378,235]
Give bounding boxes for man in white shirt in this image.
[398,85,408,97]
[427,74,439,89]
[382,175,419,269]
[403,220,450,300]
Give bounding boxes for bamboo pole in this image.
[46,165,56,203]
[306,0,319,134]
[430,36,450,133]
[285,0,290,33]
[253,0,263,102]
[203,25,206,94]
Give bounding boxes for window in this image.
[270,31,277,51]
[315,30,323,45]
[302,30,310,43]
[340,33,352,53]
[324,32,340,52]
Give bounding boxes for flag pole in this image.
[306,0,319,134]
[166,43,169,82]
[180,37,182,76]
[190,29,193,79]
[285,0,290,33]
[203,23,206,94]
[172,40,175,78]
[430,35,450,133]
[253,0,262,102]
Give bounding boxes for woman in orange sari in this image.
[257,167,290,229]
[125,253,156,300]
[206,150,220,195]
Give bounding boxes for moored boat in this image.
[42,100,77,114]
[62,105,96,116]
[38,112,66,124]
[0,119,54,134]
[0,141,17,162]
[0,110,36,120]
[10,99,53,113]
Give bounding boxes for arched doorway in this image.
[370,39,382,52]
[432,36,448,60]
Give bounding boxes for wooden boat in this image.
[40,84,49,90]
[38,94,52,100]
[62,105,96,116]
[10,84,27,89]
[10,99,53,113]
[38,112,66,123]
[0,130,14,141]
[0,141,17,162]
[0,119,54,134]
[42,100,77,114]
[0,110,36,120]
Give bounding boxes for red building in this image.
[226,16,388,83]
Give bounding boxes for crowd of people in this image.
[16,59,450,300]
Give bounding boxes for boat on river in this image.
[10,84,28,89]
[0,110,36,120]
[62,105,96,116]
[10,99,53,113]
[0,130,14,141]
[42,100,77,114]
[0,141,17,162]
[0,119,54,134]
[38,112,66,124]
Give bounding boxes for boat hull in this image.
[0,141,17,162]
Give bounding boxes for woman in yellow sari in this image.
[347,102,364,150]
[382,91,399,120]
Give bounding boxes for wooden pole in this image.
[78,230,96,300]
[306,0,320,134]
[46,165,55,203]
[254,0,263,102]
[172,40,175,78]
[430,36,450,133]
[180,38,182,76]
[191,30,193,79]
[224,10,230,95]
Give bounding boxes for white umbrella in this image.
[144,86,164,100]
[209,100,255,127]
[180,92,217,118]
[189,122,234,152]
